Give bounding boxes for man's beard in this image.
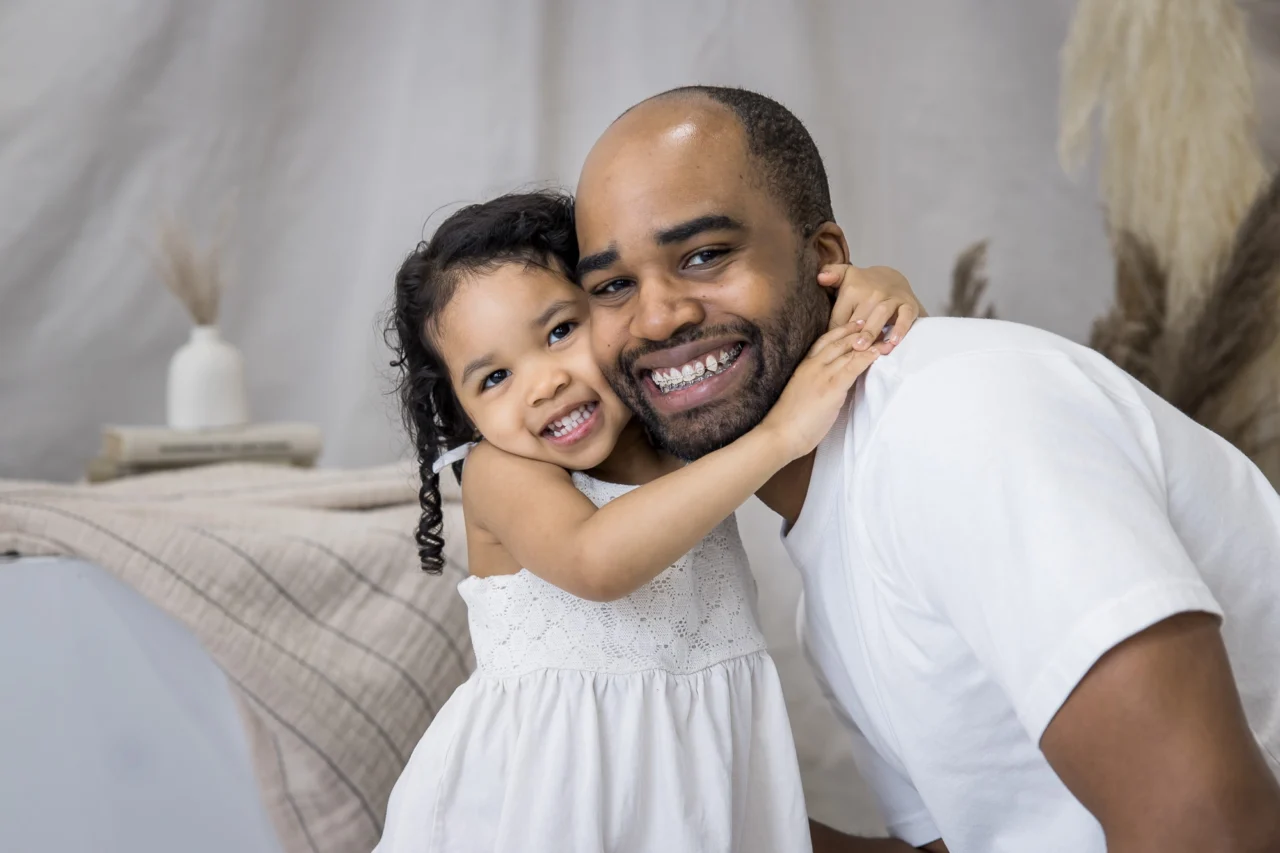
[604,256,830,460]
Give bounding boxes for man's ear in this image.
[809,222,850,267]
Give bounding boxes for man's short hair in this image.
[640,85,835,236]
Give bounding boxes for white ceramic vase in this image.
[166,325,249,429]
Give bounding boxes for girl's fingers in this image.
[816,263,851,287]
[889,304,918,344]
[829,349,880,387]
[828,283,863,331]
[854,300,899,350]
[846,293,882,334]
[816,331,860,365]
[806,324,856,358]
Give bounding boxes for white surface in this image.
[377,473,809,851]
[382,656,804,852]
[785,318,1280,852]
[0,557,282,853]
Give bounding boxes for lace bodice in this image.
[457,472,766,677]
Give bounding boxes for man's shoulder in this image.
[857,318,1144,457]
[878,317,1083,377]
[850,319,1155,525]
[867,317,1126,406]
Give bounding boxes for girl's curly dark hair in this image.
[386,191,580,573]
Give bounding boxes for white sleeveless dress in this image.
[375,472,811,853]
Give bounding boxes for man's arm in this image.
[809,820,947,852]
[1040,613,1280,853]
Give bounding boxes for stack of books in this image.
[87,422,324,483]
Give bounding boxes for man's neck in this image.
[755,449,817,528]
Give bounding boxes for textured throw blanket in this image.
[0,462,474,853]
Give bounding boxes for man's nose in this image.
[630,275,706,342]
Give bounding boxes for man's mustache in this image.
[616,322,762,379]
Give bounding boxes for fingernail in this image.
[890,334,901,343]
[854,319,865,328]
[855,336,868,348]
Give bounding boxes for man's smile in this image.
[639,342,754,414]
[647,342,745,395]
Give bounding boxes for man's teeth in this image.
[650,344,744,394]
[546,403,596,438]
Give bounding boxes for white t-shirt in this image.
[783,318,1280,852]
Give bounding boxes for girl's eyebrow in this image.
[532,299,576,328]
[461,354,495,385]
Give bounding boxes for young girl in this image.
[379,191,921,853]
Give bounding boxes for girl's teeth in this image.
[548,403,596,437]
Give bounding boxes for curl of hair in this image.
[385,191,579,573]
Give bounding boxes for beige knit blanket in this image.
[0,462,474,853]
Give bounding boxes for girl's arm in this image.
[464,325,877,601]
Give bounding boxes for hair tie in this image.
[431,442,477,475]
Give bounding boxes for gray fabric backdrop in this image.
[2,0,1121,483]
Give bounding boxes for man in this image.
[573,86,1280,852]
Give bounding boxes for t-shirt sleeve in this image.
[864,350,1223,742]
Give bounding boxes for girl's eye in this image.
[685,248,727,268]
[481,369,510,390]
[549,321,577,344]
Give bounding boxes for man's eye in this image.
[549,321,576,344]
[481,369,510,390]
[685,248,727,268]
[591,279,633,297]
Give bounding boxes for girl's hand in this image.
[760,326,880,461]
[817,264,924,353]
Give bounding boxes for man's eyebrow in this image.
[575,215,743,279]
[576,246,619,279]
[460,354,494,385]
[533,299,576,329]
[655,214,744,246]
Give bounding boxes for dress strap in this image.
[432,441,477,475]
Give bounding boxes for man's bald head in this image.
[589,86,834,237]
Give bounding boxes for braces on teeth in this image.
[651,344,744,394]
